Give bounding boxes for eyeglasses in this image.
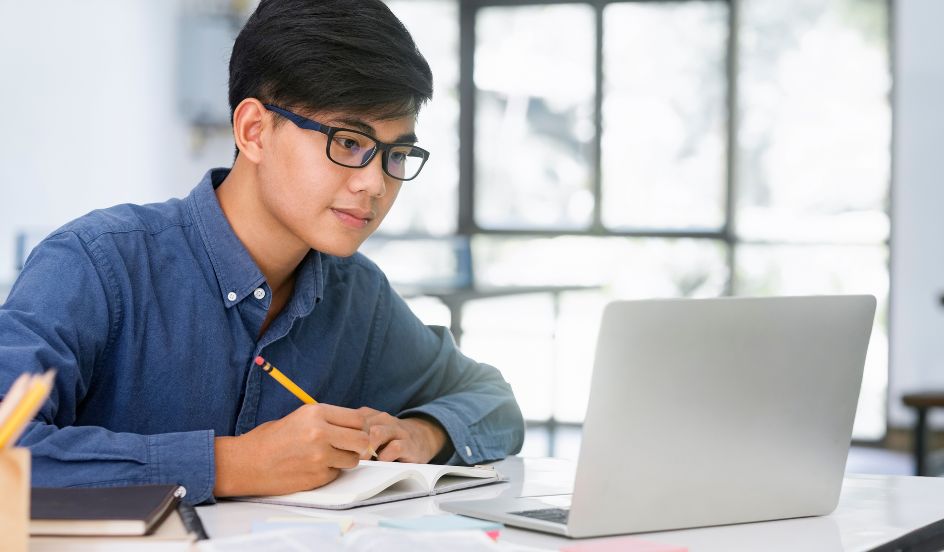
[263,104,430,181]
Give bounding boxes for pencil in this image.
[0,370,56,449]
[0,373,31,430]
[255,356,317,404]
[254,356,378,459]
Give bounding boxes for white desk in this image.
[196,457,944,551]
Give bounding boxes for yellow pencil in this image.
[0,370,56,449]
[0,373,31,430]
[255,356,317,404]
[254,356,377,459]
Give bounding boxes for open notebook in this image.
[233,460,504,510]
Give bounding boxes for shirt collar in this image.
[187,168,325,309]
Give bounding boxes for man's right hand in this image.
[212,403,370,497]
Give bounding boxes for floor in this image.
[521,426,917,476]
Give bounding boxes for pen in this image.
[254,356,378,459]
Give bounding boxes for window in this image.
[379,0,891,447]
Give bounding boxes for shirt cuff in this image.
[399,403,492,466]
[146,429,216,505]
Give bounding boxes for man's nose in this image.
[349,152,387,198]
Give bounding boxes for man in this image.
[0,0,524,504]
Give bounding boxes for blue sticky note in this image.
[379,514,503,532]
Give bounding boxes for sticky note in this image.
[379,515,503,540]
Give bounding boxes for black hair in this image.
[228,0,433,128]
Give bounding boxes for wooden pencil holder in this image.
[0,448,30,552]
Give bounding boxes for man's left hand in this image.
[358,408,447,463]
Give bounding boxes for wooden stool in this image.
[902,392,944,476]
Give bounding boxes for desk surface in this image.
[195,457,944,551]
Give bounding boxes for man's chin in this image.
[310,240,363,258]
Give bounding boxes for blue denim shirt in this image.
[0,168,524,504]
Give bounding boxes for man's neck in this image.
[214,157,309,293]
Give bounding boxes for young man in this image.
[0,0,524,504]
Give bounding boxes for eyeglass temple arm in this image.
[263,104,329,134]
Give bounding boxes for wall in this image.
[889,0,944,427]
[0,0,233,289]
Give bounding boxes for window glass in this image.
[737,0,891,242]
[463,294,559,420]
[472,236,728,294]
[602,1,728,230]
[474,4,596,229]
[360,237,465,289]
[381,1,459,235]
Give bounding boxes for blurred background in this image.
[1,0,941,473]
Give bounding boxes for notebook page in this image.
[253,463,425,507]
[380,462,499,490]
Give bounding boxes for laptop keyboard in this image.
[510,507,570,525]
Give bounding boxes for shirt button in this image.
[465,446,473,457]
[227,292,237,302]
[254,288,266,300]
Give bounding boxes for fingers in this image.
[317,403,372,430]
[291,405,424,463]
[323,421,371,457]
[325,447,362,470]
[357,406,382,417]
[366,423,399,457]
[288,404,372,457]
[364,412,434,463]
[376,439,406,462]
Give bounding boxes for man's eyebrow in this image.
[334,117,418,144]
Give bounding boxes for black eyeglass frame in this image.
[263,104,430,182]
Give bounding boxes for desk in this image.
[196,457,944,552]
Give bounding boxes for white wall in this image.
[0,0,233,287]
[889,0,944,427]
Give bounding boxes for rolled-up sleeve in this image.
[370,284,525,465]
[0,231,215,504]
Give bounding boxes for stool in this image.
[902,392,944,476]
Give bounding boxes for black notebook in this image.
[30,484,182,536]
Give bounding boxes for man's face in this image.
[257,110,417,257]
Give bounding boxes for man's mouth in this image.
[331,207,374,228]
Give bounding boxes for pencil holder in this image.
[0,448,30,552]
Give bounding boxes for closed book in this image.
[30,509,197,551]
[30,484,182,536]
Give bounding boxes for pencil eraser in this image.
[254,356,265,366]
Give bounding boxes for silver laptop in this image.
[442,295,876,538]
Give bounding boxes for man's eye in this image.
[335,137,361,151]
[389,151,407,164]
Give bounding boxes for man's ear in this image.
[232,98,268,164]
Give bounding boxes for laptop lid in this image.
[441,295,875,538]
[566,295,875,537]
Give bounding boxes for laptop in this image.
[441,295,876,538]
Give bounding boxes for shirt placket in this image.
[232,283,273,435]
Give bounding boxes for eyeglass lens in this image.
[328,130,425,180]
